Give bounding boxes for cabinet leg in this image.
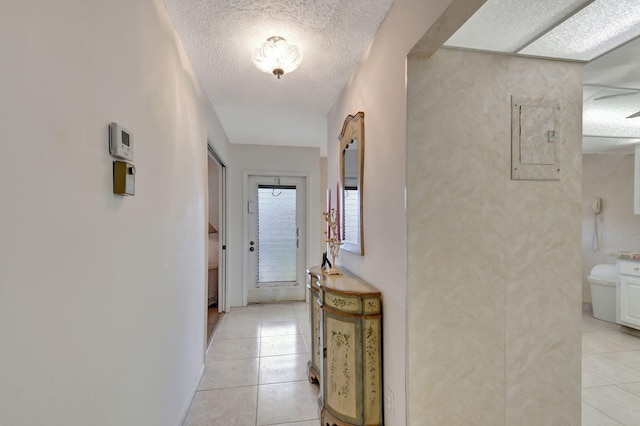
[307,361,320,385]
[321,407,353,426]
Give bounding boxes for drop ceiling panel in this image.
[519,0,640,61]
[444,0,590,53]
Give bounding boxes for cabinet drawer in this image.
[324,291,361,313]
[620,260,640,277]
[307,274,320,291]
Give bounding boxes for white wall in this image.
[226,144,322,307]
[0,1,230,425]
[407,48,582,424]
[320,157,328,255]
[582,153,640,302]
[327,0,458,424]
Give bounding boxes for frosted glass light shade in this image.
[252,36,302,79]
[519,0,640,61]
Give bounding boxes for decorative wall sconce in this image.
[252,36,302,79]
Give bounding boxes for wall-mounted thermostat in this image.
[109,122,133,161]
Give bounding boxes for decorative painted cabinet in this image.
[307,267,383,426]
[307,270,322,385]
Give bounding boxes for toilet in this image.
[588,264,619,323]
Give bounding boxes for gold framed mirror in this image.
[339,112,364,255]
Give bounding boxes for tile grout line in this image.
[255,348,261,426]
[582,314,640,424]
[583,401,624,425]
[183,303,315,426]
[586,352,640,376]
[257,323,262,425]
[596,351,640,373]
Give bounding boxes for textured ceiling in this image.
[161,0,395,155]
[163,0,640,155]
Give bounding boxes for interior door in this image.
[208,145,227,313]
[247,175,306,303]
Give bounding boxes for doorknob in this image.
[250,247,255,252]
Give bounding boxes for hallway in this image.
[183,302,318,425]
[185,304,640,425]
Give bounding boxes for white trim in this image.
[242,169,311,306]
[207,144,228,313]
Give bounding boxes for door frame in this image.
[242,170,312,306]
[207,144,228,313]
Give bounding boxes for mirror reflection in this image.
[340,112,364,255]
[343,139,359,243]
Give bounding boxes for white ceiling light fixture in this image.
[252,36,302,79]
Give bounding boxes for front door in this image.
[247,175,306,303]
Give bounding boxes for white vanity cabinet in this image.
[618,259,640,330]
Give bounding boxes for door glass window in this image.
[257,185,297,284]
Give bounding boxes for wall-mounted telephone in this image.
[592,198,602,215]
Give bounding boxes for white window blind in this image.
[258,186,297,284]
[343,188,359,243]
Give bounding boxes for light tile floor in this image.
[185,305,640,425]
[183,302,319,426]
[582,313,640,425]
